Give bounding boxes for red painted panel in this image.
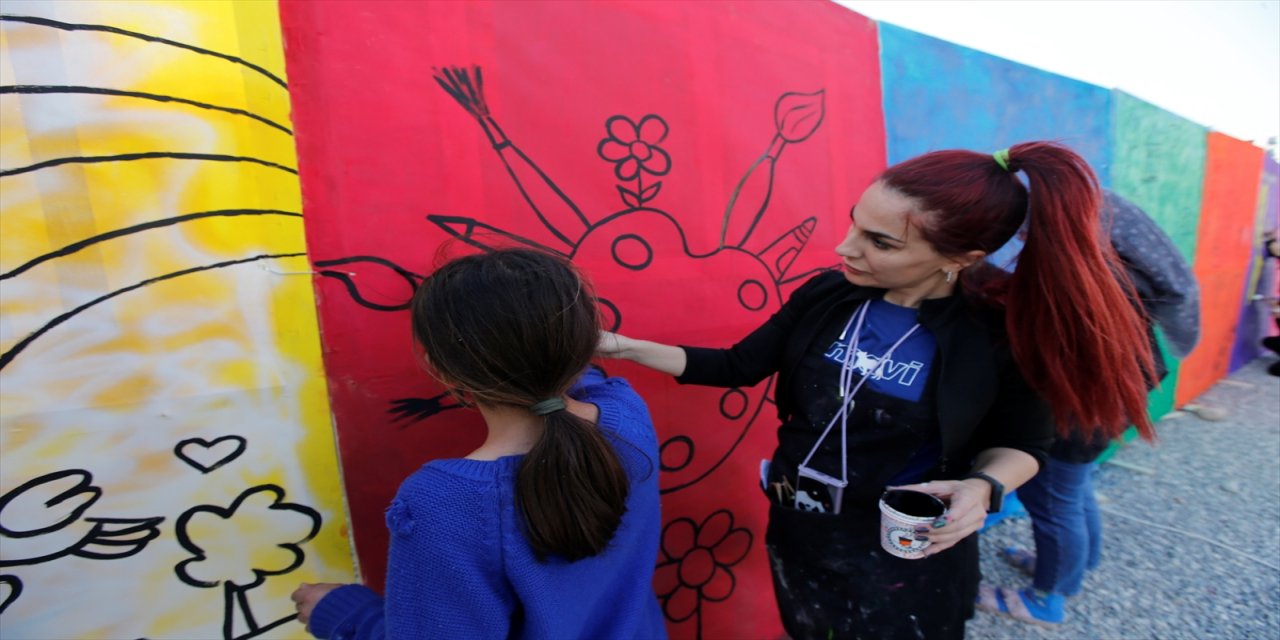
[1177,133,1265,405]
[280,1,884,636]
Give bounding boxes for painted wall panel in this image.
[1228,155,1279,370]
[878,23,1112,175]
[1,2,1270,638]
[1176,133,1265,404]
[1110,91,1208,420]
[879,23,1114,271]
[0,2,354,638]
[279,1,884,637]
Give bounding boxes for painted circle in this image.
[678,548,716,587]
[596,297,621,332]
[719,388,749,420]
[611,234,653,271]
[660,436,694,472]
[629,141,653,161]
[737,279,768,311]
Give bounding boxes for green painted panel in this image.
[1110,92,1204,432]
[1111,91,1208,264]
[1096,328,1179,464]
[1145,329,1181,421]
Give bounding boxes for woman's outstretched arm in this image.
[597,331,687,377]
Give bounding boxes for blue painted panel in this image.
[878,23,1113,182]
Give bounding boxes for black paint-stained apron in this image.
[762,311,977,640]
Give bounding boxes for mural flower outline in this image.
[598,115,671,208]
[598,114,672,180]
[654,509,752,628]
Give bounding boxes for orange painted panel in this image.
[1176,133,1264,405]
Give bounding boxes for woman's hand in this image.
[597,331,629,359]
[291,582,343,629]
[888,479,992,556]
[595,331,688,376]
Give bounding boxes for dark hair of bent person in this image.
[410,248,628,561]
[880,141,1158,442]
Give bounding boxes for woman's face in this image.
[835,181,956,291]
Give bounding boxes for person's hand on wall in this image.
[596,331,628,358]
[292,582,342,629]
[595,331,688,376]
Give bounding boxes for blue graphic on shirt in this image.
[823,299,937,402]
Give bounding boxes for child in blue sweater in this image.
[292,249,666,639]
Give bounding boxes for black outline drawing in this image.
[0,470,165,565]
[0,253,305,370]
[659,435,695,473]
[320,67,826,488]
[312,66,827,634]
[1,86,293,134]
[653,510,753,639]
[0,13,321,637]
[598,114,671,209]
[388,393,464,426]
[174,485,321,640]
[432,66,589,252]
[313,256,424,312]
[0,470,165,614]
[425,67,824,634]
[424,66,827,495]
[719,90,825,248]
[174,436,248,474]
[0,574,20,615]
[0,152,297,178]
[1,209,302,281]
[0,14,288,89]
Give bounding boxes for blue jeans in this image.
[1016,457,1101,596]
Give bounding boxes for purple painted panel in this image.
[1227,155,1279,371]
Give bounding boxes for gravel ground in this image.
[966,356,1280,639]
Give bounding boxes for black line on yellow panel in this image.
[1,210,303,281]
[0,14,288,89]
[0,152,297,178]
[1,85,293,135]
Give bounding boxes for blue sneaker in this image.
[976,583,1064,626]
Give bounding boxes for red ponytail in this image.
[881,142,1157,441]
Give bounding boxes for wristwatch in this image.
[962,471,1005,513]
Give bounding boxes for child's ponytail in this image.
[518,404,629,561]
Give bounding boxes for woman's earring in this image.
[945,271,955,284]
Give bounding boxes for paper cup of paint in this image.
[878,489,947,559]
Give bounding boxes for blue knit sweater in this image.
[308,368,666,639]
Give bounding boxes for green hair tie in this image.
[993,148,1012,172]
[530,397,566,416]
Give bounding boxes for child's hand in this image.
[291,582,343,629]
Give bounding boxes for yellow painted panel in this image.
[0,2,354,638]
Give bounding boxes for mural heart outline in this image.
[173,436,247,474]
[571,210,784,491]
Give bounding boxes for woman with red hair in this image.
[600,141,1156,639]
